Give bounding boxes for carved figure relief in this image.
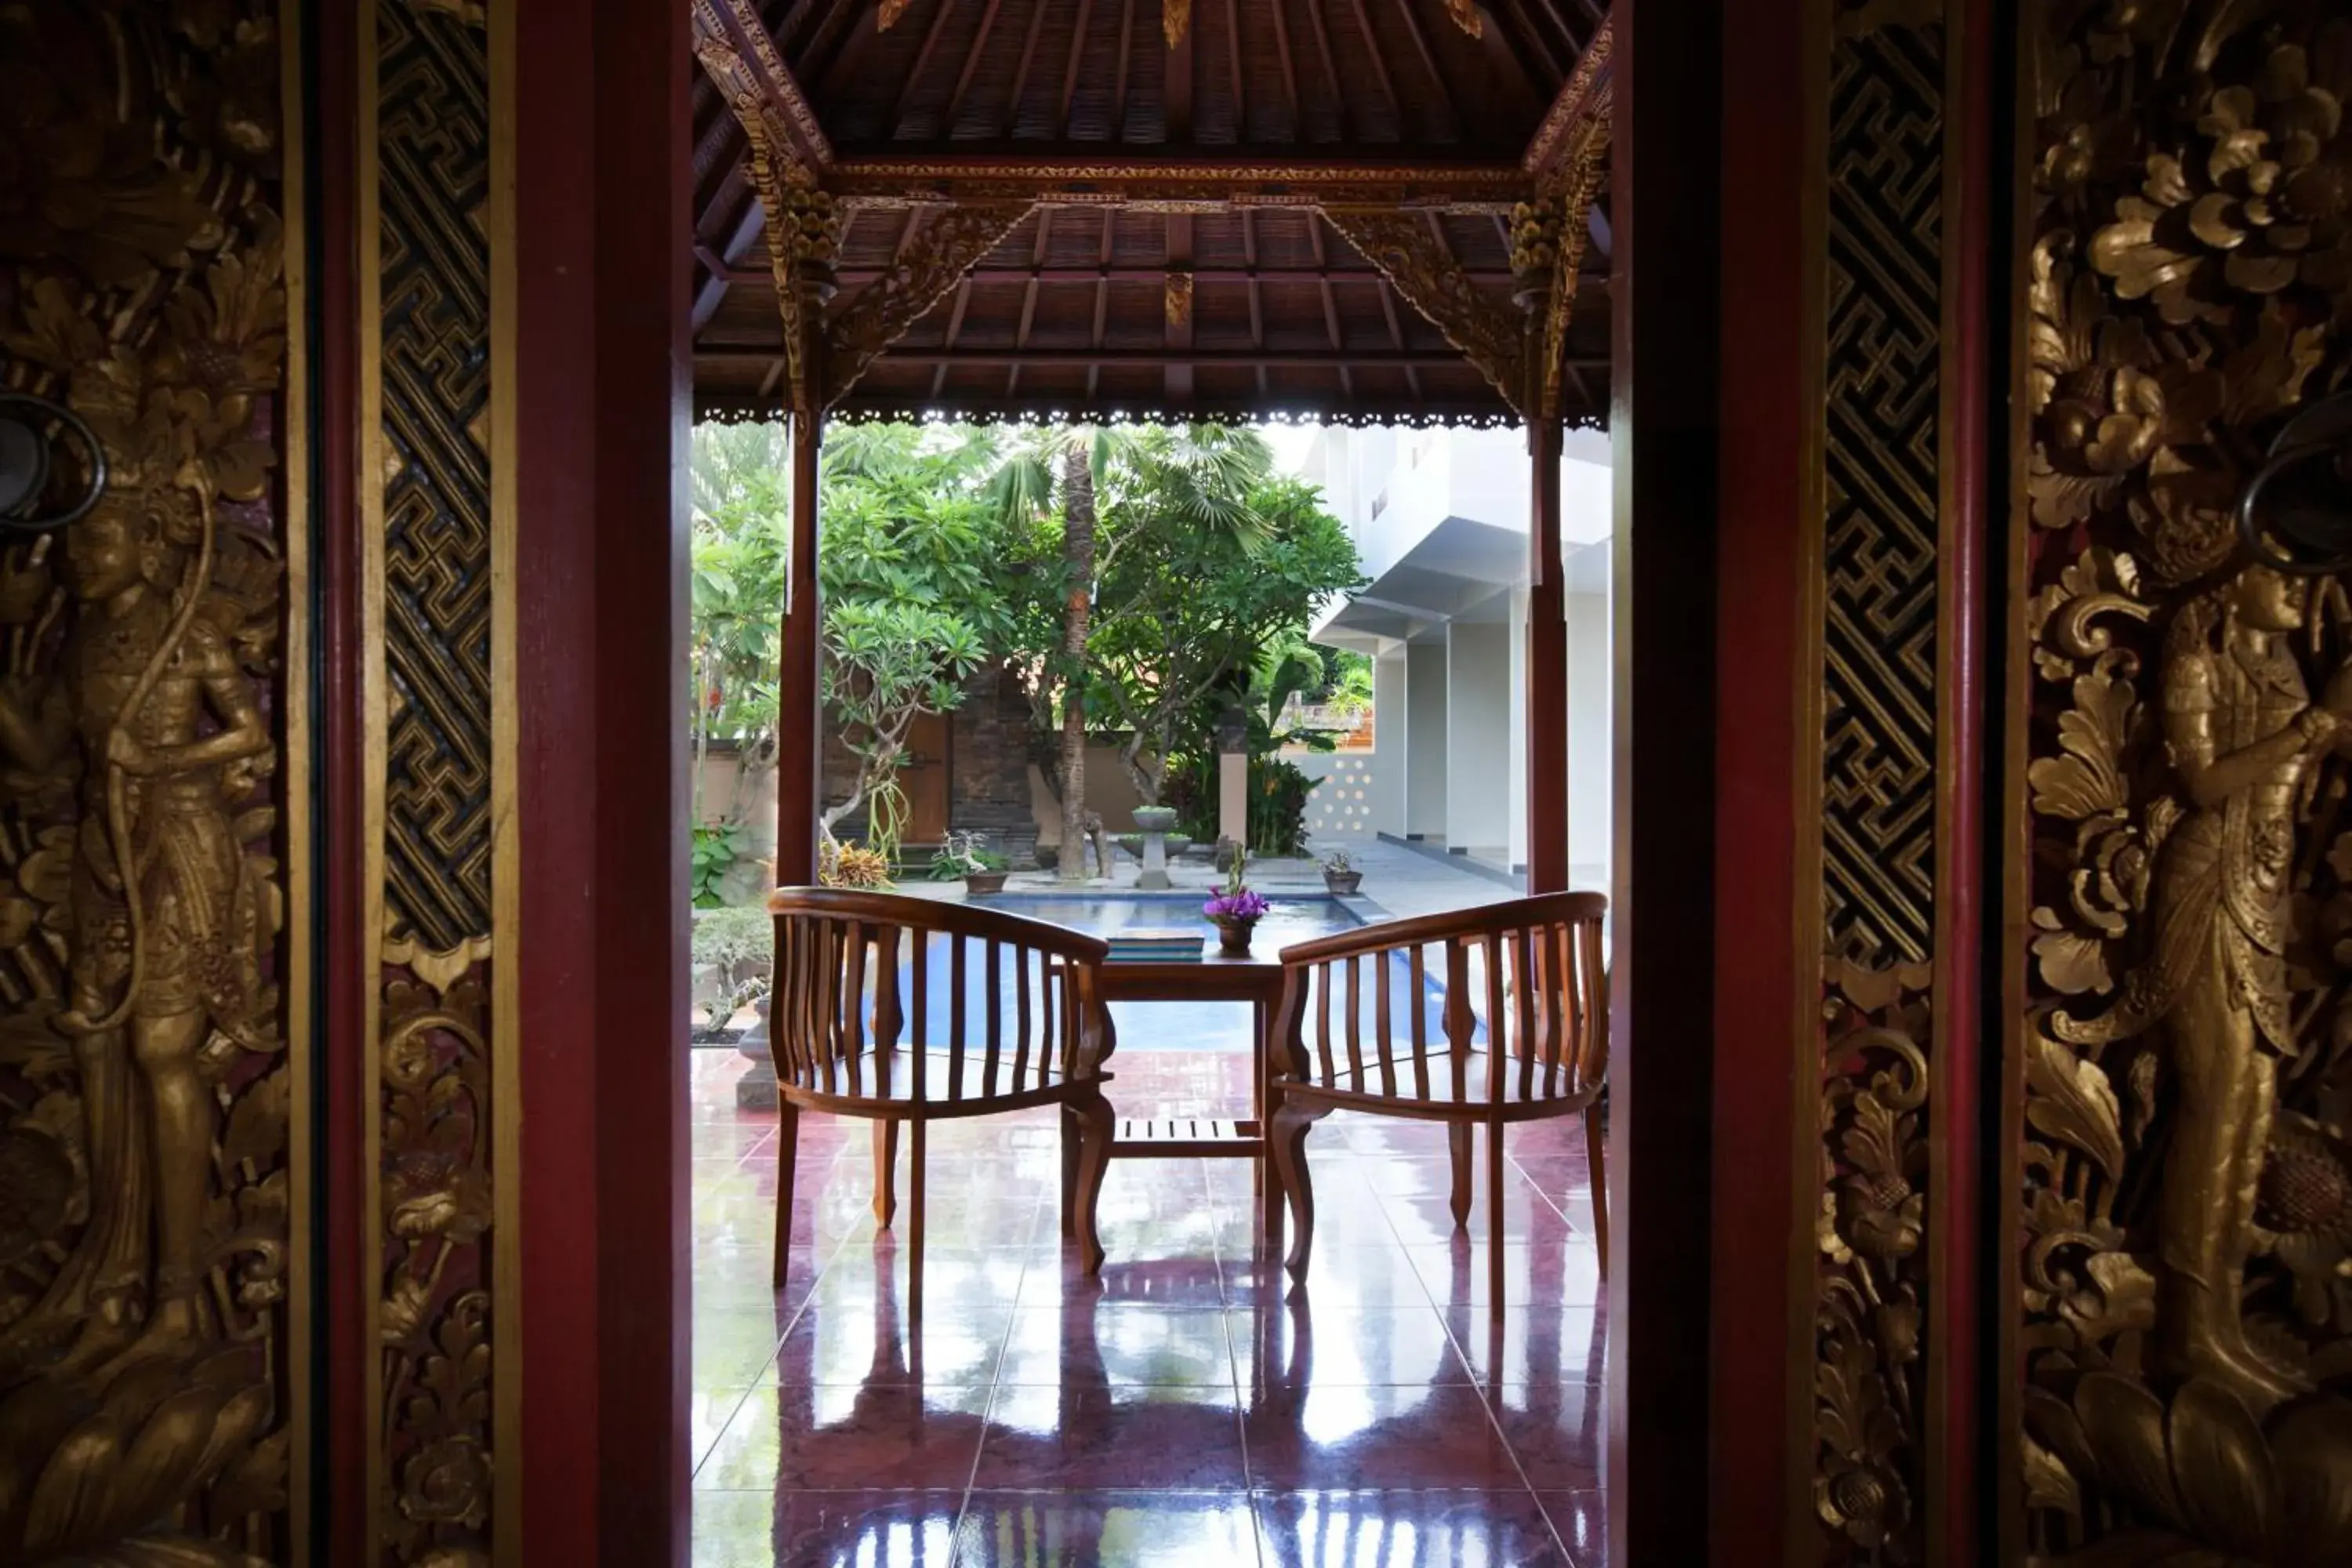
[2016,5,2352,1562]
[0,1,296,1562]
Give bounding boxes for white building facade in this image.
[1292,425,1613,891]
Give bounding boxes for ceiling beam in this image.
[1520,14,1610,174]
[822,156,1532,206]
[1167,0,1195,142]
[692,187,771,332]
[702,347,1584,367]
[702,260,1550,285]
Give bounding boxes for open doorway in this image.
[682,412,1614,1566]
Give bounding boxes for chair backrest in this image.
[1270,891,1608,1108]
[767,887,1112,1104]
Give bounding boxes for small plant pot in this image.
[1323,871,1363,896]
[966,871,1009,895]
[1211,916,1259,956]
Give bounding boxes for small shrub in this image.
[692,905,771,1022]
[820,837,894,890]
[690,822,746,908]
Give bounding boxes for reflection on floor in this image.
[691,1047,1608,1566]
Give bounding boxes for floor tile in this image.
[771,1297,1013,1389]
[698,1385,992,1490]
[1441,1305,1606,1389]
[695,1305,797,1385]
[1253,1489,1572,1568]
[996,1302,1238,1388]
[1402,1240,1600,1310]
[1537,1490,1607,1566]
[1239,1382,1519,1489]
[1227,1305,1469,1395]
[691,1488,964,1567]
[955,1490,1259,1568]
[1484,1382,1605,1491]
[976,1384,1248,1489]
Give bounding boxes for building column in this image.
[1509,585,1531,877]
[1405,641,1448,838]
[1525,416,1569,891]
[776,415,823,885]
[1445,620,1512,860]
[1370,647,1409,837]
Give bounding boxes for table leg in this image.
[1257,997,1284,1257]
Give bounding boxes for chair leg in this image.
[1060,1104,1081,1239]
[1072,1091,1116,1276]
[908,1117,927,1327]
[873,1118,900,1229]
[1448,1123,1472,1228]
[1487,1120,1507,1323]
[772,1102,800,1288]
[1272,1102,1319,1278]
[1584,1100,1610,1283]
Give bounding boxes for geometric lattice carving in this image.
[381,0,493,951]
[1822,23,1941,968]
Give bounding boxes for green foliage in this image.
[691,822,747,909]
[692,903,773,1021]
[928,829,1008,879]
[1091,459,1364,804]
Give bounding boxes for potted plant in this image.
[1322,849,1363,896]
[1203,858,1270,956]
[930,829,1011,895]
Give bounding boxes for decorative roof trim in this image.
[823,158,1534,209]
[693,397,1598,434]
[1522,18,1611,175]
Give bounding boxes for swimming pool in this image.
[982,894,1365,946]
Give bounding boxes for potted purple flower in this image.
[1203,858,1270,956]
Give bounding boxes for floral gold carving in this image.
[1510,112,1608,423]
[1443,0,1482,42]
[695,16,840,417]
[0,1,295,1563]
[822,201,1036,406]
[2016,5,2352,1562]
[1163,0,1189,49]
[1814,961,1932,1559]
[1164,270,1194,329]
[1320,205,1527,416]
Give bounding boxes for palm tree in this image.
[986,423,1272,881]
[987,426,1118,883]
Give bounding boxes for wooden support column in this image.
[777,412,824,885]
[1526,416,1569,892]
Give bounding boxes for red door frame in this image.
[372,0,2004,1563]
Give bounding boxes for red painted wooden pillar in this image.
[776,412,823,886]
[1526,416,1569,894]
[514,0,690,1561]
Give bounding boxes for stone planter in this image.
[1323,871,1363,896]
[1131,805,1180,833]
[966,871,1008,895]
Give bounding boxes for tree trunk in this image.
[1058,445,1095,884]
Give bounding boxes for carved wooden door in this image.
[902,711,952,846]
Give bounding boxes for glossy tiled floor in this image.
[691,1046,1608,1567]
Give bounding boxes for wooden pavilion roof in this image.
[690,0,1613,428]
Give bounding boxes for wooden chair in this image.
[767,888,1120,1316]
[1265,891,1610,1318]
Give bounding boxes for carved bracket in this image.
[1509,111,1610,423]
[822,201,1036,407]
[694,16,840,416]
[1319,205,1528,418]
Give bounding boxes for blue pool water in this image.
[984,894,1364,946]
[985,895,1364,1051]
[895,895,1485,1055]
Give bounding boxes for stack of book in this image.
[1105,928,1206,964]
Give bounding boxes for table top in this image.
[1097,947,1287,1001]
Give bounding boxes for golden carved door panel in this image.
[2006,5,2352,1562]
[0,2,308,1562]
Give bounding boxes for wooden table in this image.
[1091,948,1289,1236]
